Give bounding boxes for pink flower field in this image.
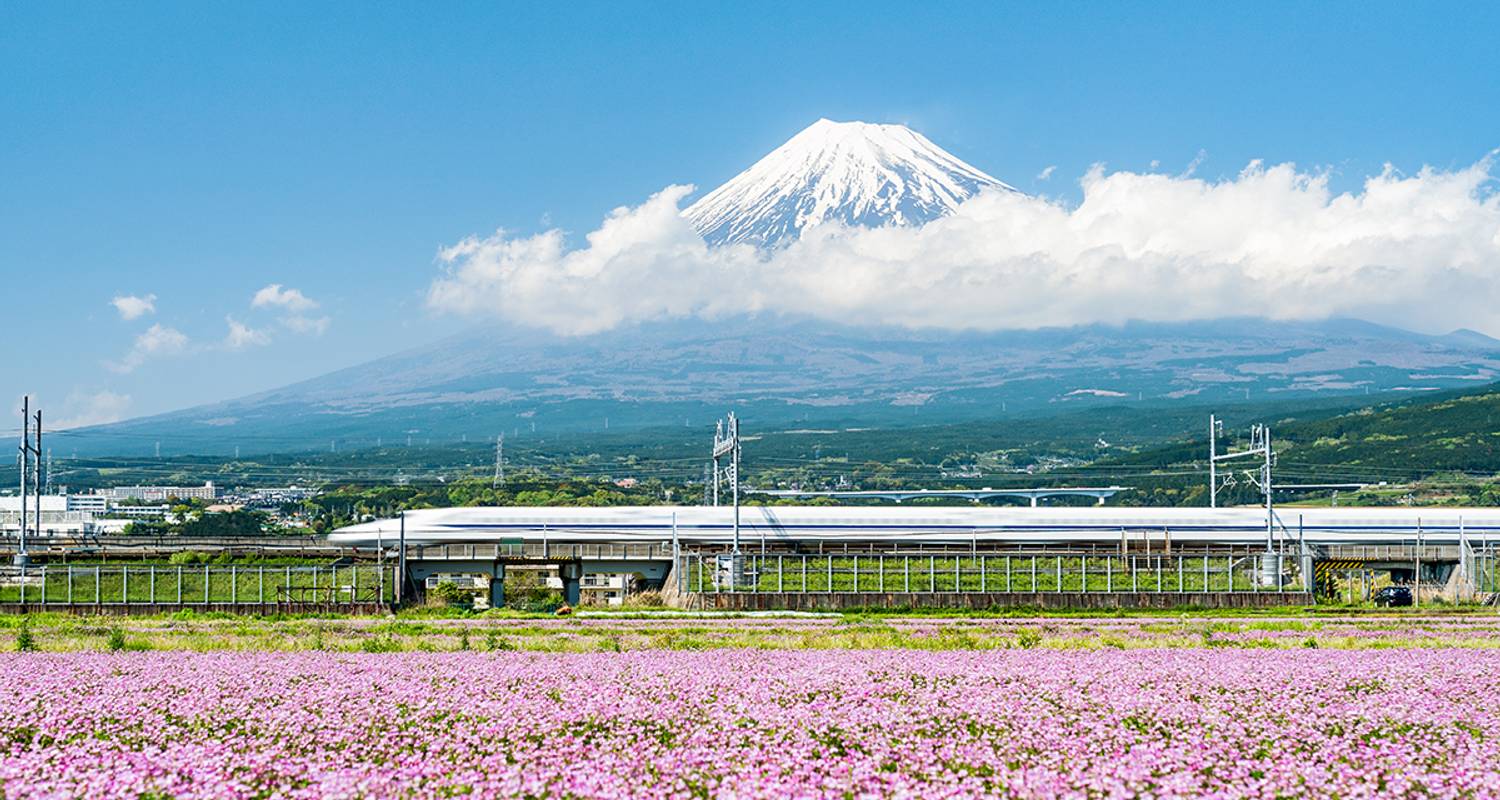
[2,649,1498,798]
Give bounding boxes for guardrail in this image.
[404,541,675,561]
[1320,544,1458,561]
[0,534,341,554]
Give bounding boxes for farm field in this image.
[3,647,1500,798]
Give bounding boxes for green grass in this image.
[3,612,1500,653]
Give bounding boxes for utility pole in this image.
[1210,422,1277,587]
[492,434,505,488]
[16,397,30,567]
[1206,414,1218,507]
[1254,424,1274,554]
[712,411,742,556]
[33,407,40,544]
[397,511,407,606]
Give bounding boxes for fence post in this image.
[1055,556,1062,593]
[231,566,238,605]
[149,566,155,604]
[177,567,182,604]
[95,566,101,604]
[40,566,47,606]
[878,555,884,593]
[259,567,265,605]
[204,565,210,604]
[778,555,784,593]
[800,556,806,592]
[954,556,960,592]
[929,556,935,593]
[286,566,292,603]
[1006,556,1011,592]
[123,565,129,604]
[352,565,358,603]
[853,557,859,593]
[980,556,986,593]
[827,557,833,593]
[1106,557,1112,593]
[68,567,73,604]
[1203,557,1209,593]
[1081,557,1087,593]
[1178,557,1184,594]
[19,566,25,605]
[904,557,910,593]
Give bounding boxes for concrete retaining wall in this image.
[687,591,1314,611]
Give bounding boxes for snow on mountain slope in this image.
[683,118,1016,247]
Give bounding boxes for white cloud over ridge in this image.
[110,323,189,373]
[427,156,1500,336]
[111,294,156,320]
[281,314,330,336]
[50,390,131,430]
[224,316,271,349]
[252,284,318,312]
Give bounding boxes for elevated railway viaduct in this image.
[328,506,1500,609]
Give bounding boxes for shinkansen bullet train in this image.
[328,505,1500,548]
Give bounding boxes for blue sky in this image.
[3,1,1498,428]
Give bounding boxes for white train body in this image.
[328,505,1500,548]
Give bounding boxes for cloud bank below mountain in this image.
[427,156,1500,336]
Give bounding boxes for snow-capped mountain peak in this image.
[684,118,1015,247]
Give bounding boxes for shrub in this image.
[106,627,126,653]
[503,569,563,612]
[360,634,402,653]
[16,619,36,652]
[430,581,475,609]
[624,590,666,609]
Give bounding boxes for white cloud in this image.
[50,390,132,430]
[1036,165,1056,181]
[110,294,156,321]
[281,315,330,336]
[252,284,318,312]
[249,284,328,336]
[223,316,271,349]
[109,323,189,373]
[426,155,1500,337]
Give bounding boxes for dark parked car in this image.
[1373,585,1413,607]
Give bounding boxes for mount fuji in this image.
[60,120,1500,457]
[684,119,1015,247]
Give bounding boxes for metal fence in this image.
[0,564,394,607]
[678,552,1308,595]
[1471,550,1500,594]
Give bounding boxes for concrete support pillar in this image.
[562,562,582,606]
[490,563,506,609]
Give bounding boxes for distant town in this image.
[0,482,318,536]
